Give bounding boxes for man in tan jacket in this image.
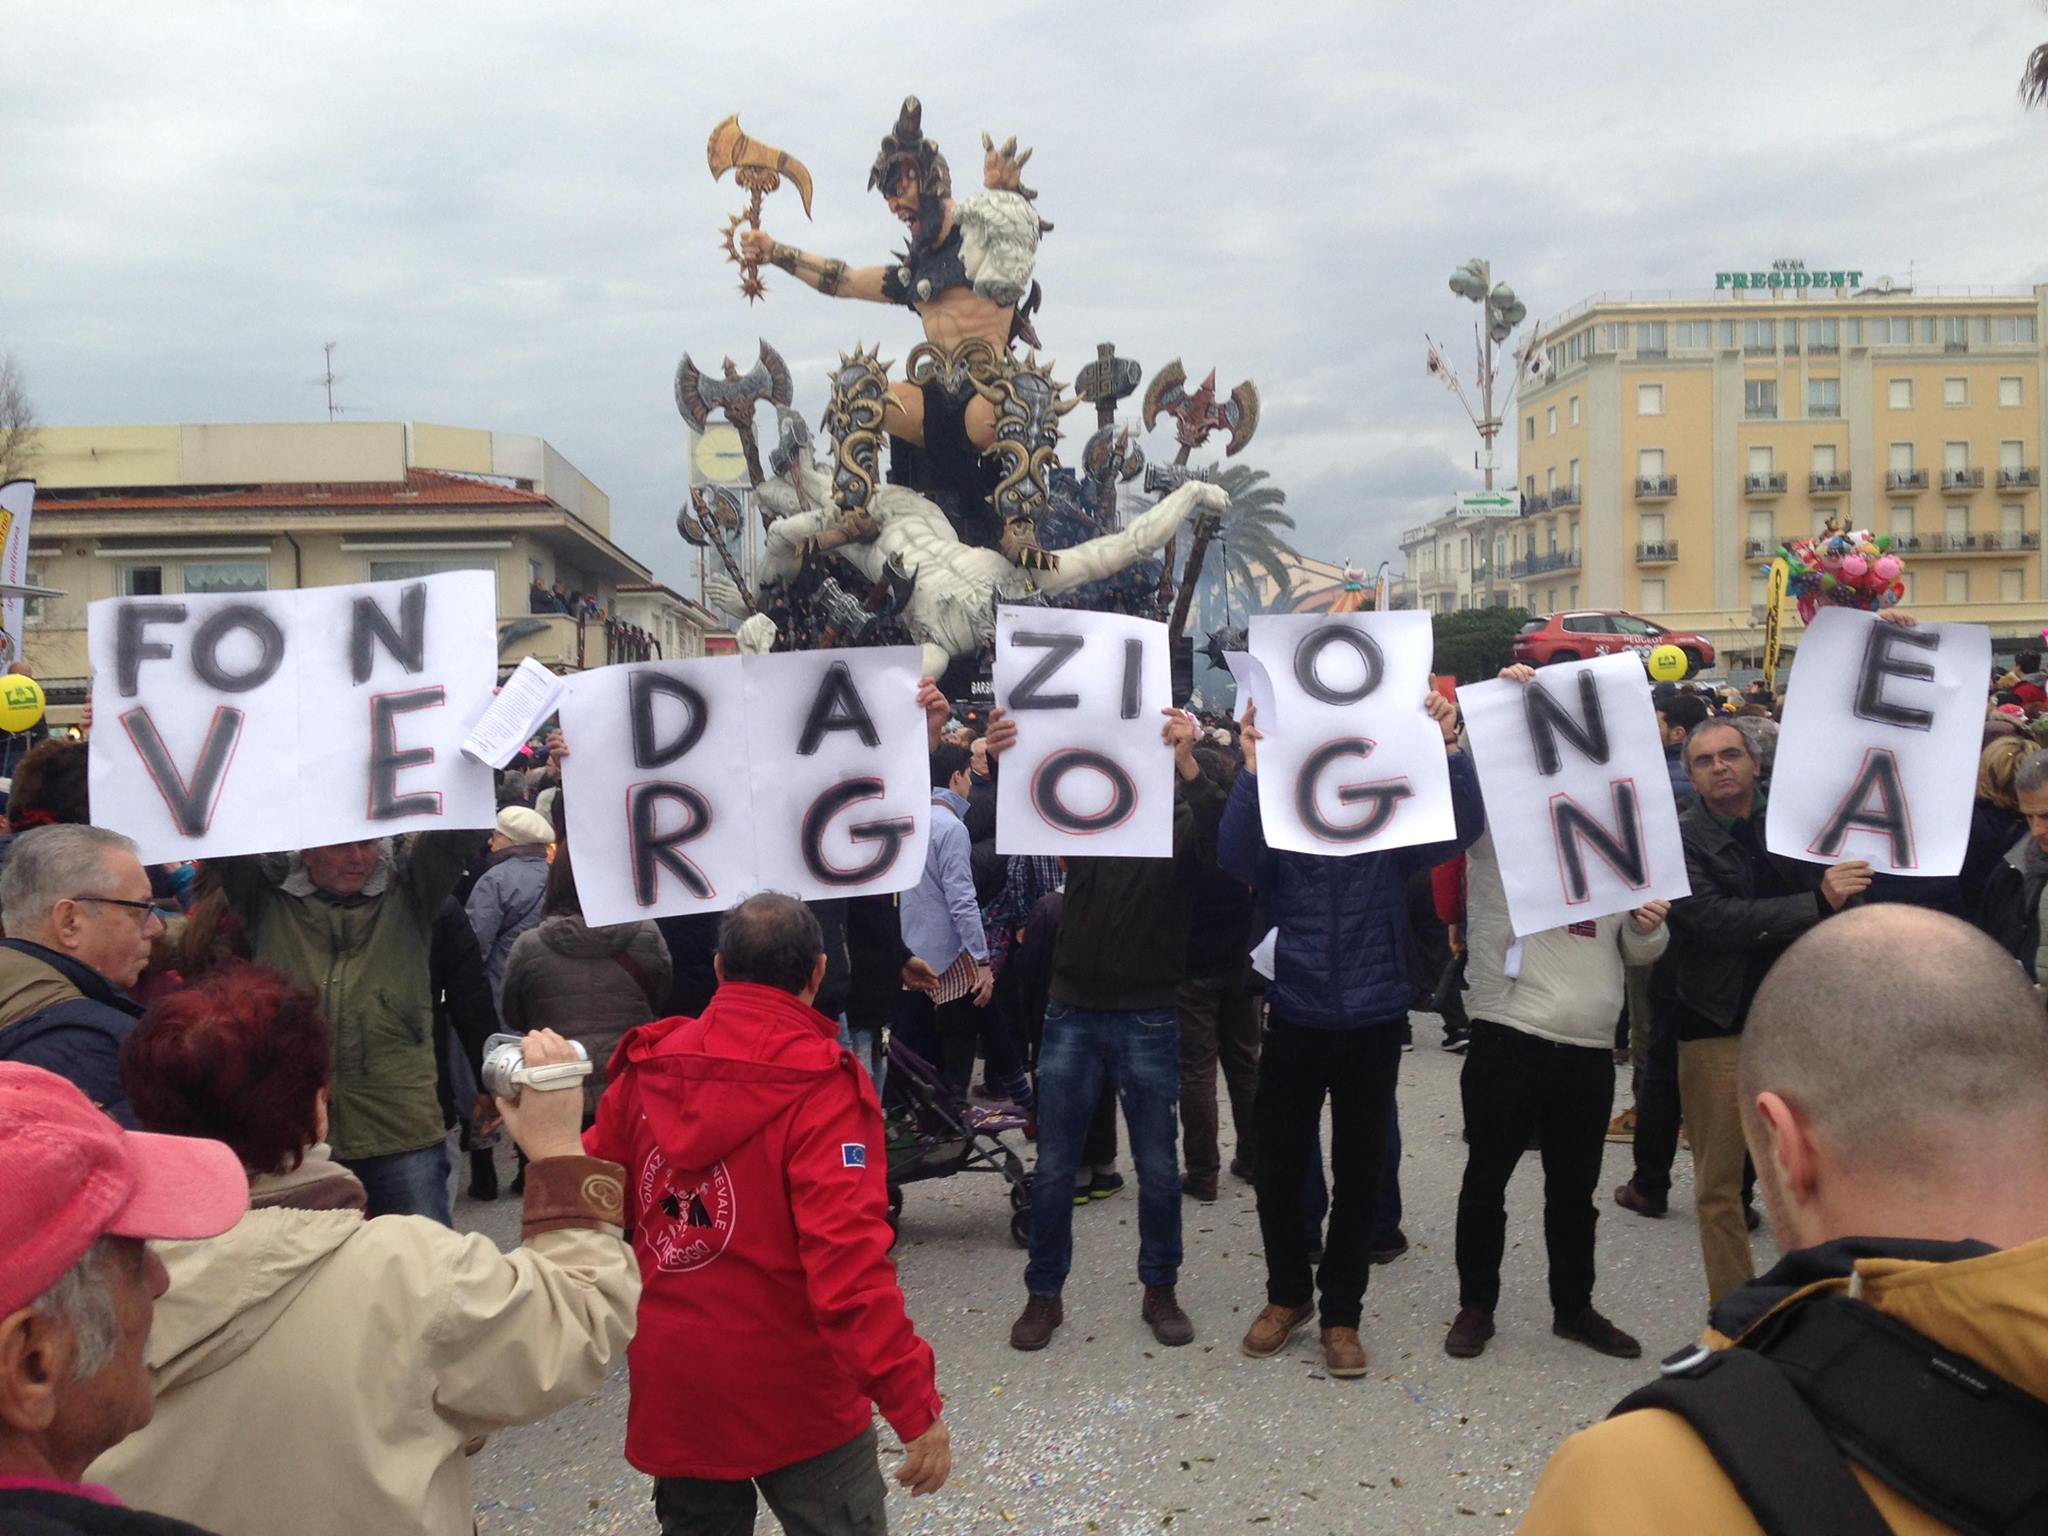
[1519,905,2048,1535]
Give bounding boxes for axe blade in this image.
[1224,380,1261,456]
[675,354,711,431]
[707,113,815,219]
[758,339,795,408]
[1142,358,1185,434]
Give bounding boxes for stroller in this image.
[883,1037,1036,1248]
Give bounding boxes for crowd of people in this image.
[0,649,2044,1535]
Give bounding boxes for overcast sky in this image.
[7,2,2048,593]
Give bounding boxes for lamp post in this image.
[1443,258,1529,491]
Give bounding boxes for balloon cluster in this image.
[1772,525,1906,623]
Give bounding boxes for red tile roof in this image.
[39,468,555,512]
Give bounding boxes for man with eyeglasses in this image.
[0,825,166,1127]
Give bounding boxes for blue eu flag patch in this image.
[841,1143,867,1168]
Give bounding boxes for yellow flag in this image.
[1761,557,1789,691]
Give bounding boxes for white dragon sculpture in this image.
[707,456,1226,679]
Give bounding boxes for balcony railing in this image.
[1744,472,1788,496]
[1808,471,1850,495]
[1550,485,1582,509]
[1523,493,1550,515]
[1635,475,1678,499]
[1945,339,1970,353]
[1743,538,1771,559]
[1941,467,1984,493]
[1887,469,1929,492]
[1999,466,2041,488]
[1924,531,2040,553]
[1809,403,1842,418]
[1636,541,1680,563]
[1508,551,1580,579]
[1888,534,1924,552]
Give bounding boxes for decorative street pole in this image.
[1435,257,1530,492]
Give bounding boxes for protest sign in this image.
[1766,609,1989,876]
[992,606,1172,857]
[1244,610,1453,855]
[1459,652,1690,936]
[559,645,929,925]
[0,479,34,666]
[88,572,498,864]
[1222,651,1275,724]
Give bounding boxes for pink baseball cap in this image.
[0,1063,249,1319]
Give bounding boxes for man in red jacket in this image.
[588,893,950,1534]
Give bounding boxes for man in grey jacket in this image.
[466,806,554,1005]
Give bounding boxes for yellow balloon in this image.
[1646,645,1689,683]
[0,676,45,733]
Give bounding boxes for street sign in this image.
[1457,492,1518,518]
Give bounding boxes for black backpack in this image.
[1611,1292,2048,1536]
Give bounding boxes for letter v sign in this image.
[120,705,246,836]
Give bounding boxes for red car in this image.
[1511,610,1716,675]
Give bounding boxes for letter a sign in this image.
[1767,609,1988,876]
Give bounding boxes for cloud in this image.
[4,0,2047,597]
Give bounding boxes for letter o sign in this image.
[1293,626,1383,706]
[1031,748,1137,834]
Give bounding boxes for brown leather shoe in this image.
[1009,1293,1063,1352]
[1320,1326,1368,1378]
[1444,1306,1495,1359]
[1240,1302,1314,1359]
[1553,1306,1642,1359]
[1182,1174,1219,1203]
[1143,1285,1194,1346]
[1613,1180,1668,1218]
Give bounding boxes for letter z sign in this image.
[993,605,1175,858]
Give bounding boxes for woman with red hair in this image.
[90,961,642,1536]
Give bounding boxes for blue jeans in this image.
[343,1140,453,1226]
[1303,1104,1403,1246]
[837,1017,885,1093]
[1026,1002,1182,1295]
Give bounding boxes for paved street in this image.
[466,1020,1773,1535]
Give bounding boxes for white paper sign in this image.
[1245,610,1453,855]
[1766,610,1990,876]
[463,656,567,769]
[88,572,498,864]
[0,479,35,665]
[992,606,1173,857]
[560,646,930,926]
[1460,652,1691,936]
[1223,651,1276,725]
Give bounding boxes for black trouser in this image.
[1454,1018,1613,1316]
[1253,1013,1402,1330]
[653,1426,884,1536]
[1630,993,1683,1199]
[1177,972,1260,1184]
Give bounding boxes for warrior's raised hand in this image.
[981,132,1036,199]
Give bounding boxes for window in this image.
[1917,317,1937,345]
[1946,570,1970,604]
[1546,589,1558,612]
[1944,441,1970,473]
[1944,377,1968,406]
[1546,466,1558,493]
[1889,442,1916,473]
[1611,615,1660,637]
[1747,510,1774,546]
[1526,415,1536,442]
[1569,396,1581,426]
[1718,319,1737,349]
[2002,440,2025,472]
[1748,445,1776,475]
[1975,317,1992,345]
[1546,406,1557,436]
[1638,448,1665,477]
[368,555,499,582]
[1808,317,1839,352]
[1944,503,1969,539]
[1891,506,1915,539]
[1568,457,1580,488]
[1561,614,1610,634]
[1784,320,1801,355]
[1526,475,1537,500]
[2001,376,2024,407]
[1633,383,1664,417]
[1675,320,1711,349]
[119,566,164,597]
[1547,527,1559,554]
[1639,322,1667,354]
[1750,574,1767,610]
[1812,443,1839,475]
[1599,323,1631,351]
[1640,578,1667,611]
[1640,512,1666,543]
[1888,378,1913,409]
[1847,318,1862,346]
[1743,319,1775,353]
[1808,377,1840,418]
[2002,503,2024,541]
[21,564,42,625]
[2003,569,2025,602]
[1944,317,1970,350]
[1870,316,1899,344]
[182,560,267,595]
[528,558,544,586]
[1568,585,1580,607]
[1996,316,2038,344]
[1495,535,1506,564]
[1744,378,1778,418]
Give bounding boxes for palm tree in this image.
[2023,8,2048,106]
[1189,463,1298,641]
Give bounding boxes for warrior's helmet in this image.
[868,96,951,244]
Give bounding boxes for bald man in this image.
[1520,905,2048,1536]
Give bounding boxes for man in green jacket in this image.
[214,832,476,1222]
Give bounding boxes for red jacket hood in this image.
[608,982,847,1171]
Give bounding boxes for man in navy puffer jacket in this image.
[1221,691,1482,1378]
